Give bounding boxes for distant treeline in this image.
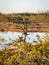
[0,12,49,23]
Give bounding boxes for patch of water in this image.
[0,31,49,49]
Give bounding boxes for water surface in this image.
[0,31,49,49]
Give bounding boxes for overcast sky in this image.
[0,0,49,13]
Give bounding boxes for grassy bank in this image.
[0,13,49,32]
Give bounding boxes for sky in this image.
[0,0,49,13]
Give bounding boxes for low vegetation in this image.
[0,12,49,32]
[0,34,49,65]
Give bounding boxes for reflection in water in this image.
[0,31,49,49]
